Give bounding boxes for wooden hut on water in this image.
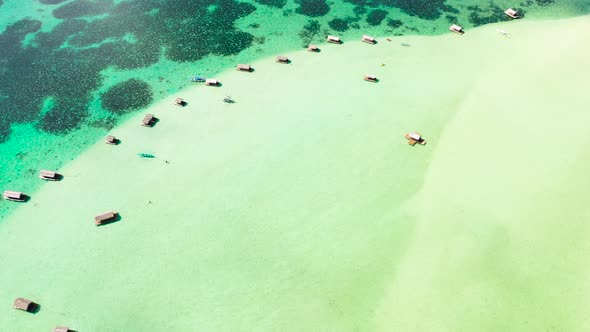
[505,8,520,19]
[236,64,252,72]
[449,24,464,34]
[13,298,37,312]
[364,74,378,83]
[174,97,186,106]
[327,35,341,44]
[105,135,119,145]
[205,79,219,86]
[142,114,156,127]
[362,35,376,44]
[39,170,59,181]
[276,56,289,63]
[307,45,319,52]
[95,211,118,226]
[3,190,26,202]
[405,132,427,146]
[54,327,73,332]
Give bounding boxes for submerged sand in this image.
[1,16,590,331]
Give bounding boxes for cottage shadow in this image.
[29,303,41,314]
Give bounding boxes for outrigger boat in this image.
[189,75,205,82]
[138,153,155,158]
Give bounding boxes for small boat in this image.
[223,96,235,104]
[497,29,510,38]
[138,153,155,158]
[190,76,205,82]
[364,74,378,83]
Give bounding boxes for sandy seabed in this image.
[1,15,590,331]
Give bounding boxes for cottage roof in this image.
[54,327,71,332]
[13,298,33,311]
[4,191,23,199]
[40,170,57,178]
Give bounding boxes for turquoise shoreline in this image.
[1,0,589,220]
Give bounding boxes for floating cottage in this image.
[449,24,464,34]
[236,64,252,72]
[326,35,341,44]
[174,97,186,106]
[361,35,376,44]
[405,132,427,146]
[54,327,73,332]
[39,170,60,181]
[276,56,289,63]
[13,298,37,312]
[504,8,520,19]
[105,135,118,145]
[3,190,26,202]
[364,74,378,83]
[95,211,118,226]
[307,45,320,52]
[142,114,156,127]
[205,79,220,86]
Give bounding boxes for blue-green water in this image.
[0,0,588,220]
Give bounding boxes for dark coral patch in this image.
[0,118,9,143]
[36,19,88,49]
[52,0,114,19]
[254,0,286,8]
[298,19,321,46]
[467,4,509,26]
[353,6,367,16]
[366,9,388,26]
[0,0,260,143]
[386,18,403,28]
[5,18,42,39]
[39,0,68,4]
[38,99,89,134]
[295,0,330,17]
[342,0,447,20]
[101,79,153,114]
[53,0,113,19]
[391,0,446,20]
[328,18,350,32]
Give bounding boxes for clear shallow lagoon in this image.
[0,0,588,219]
[1,1,590,331]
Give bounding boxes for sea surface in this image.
[1,1,590,331]
[0,0,588,219]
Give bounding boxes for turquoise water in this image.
[0,0,588,219]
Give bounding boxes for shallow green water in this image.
[0,0,589,219]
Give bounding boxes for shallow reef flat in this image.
[0,0,589,220]
[0,15,590,331]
